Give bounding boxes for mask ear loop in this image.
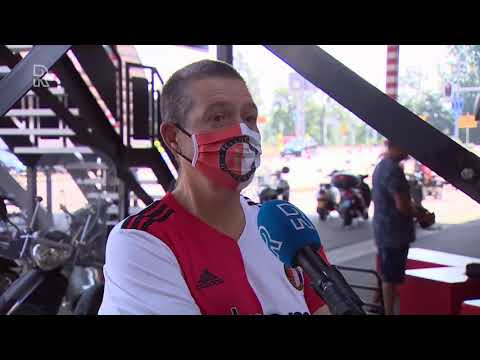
[173,124,198,166]
[191,135,199,166]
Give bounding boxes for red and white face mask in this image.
[175,122,262,191]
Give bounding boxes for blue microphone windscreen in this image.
[257,200,321,267]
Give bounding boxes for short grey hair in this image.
[160,59,246,128]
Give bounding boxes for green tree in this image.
[404,92,454,135]
[263,88,296,144]
[398,66,427,103]
[265,89,380,146]
[305,96,326,145]
[324,102,367,145]
[233,48,263,110]
[399,63,455,138]
[266,91,334,146]
[353,122,368,145]
[442,45,480,143]
[447,45,480,87]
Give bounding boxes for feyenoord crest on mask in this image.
[175,122,262,191]
[219,135,260,183]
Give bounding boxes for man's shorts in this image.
[377,247,409,284]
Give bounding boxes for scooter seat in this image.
[43,230,70,242]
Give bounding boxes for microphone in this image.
[257,200,366,315]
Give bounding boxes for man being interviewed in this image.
[98,60,330,315]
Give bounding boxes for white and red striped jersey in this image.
[98,193,327,315]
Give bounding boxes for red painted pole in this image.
[386,45,400,101]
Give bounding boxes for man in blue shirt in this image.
[372,141,419,315]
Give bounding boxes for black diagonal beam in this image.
[51,53,155,204]
[265,45,480,204]
[0,47,115,203]
[0,45,71,117]
[52,54,122,157]
[0,46,153,205]
[71,45,118,119]
[125,148,175,184]
[69,47,176,189]
[52,53,174,195]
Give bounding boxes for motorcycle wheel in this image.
[318,209,328,221]
[73,283,104,315]
[12,270,68,315]
[362,210,369,220]
[0,271,17,295]
[343,213,353,226]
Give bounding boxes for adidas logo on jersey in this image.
[196,269,224,289]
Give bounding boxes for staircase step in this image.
[6,45,33,52]
[0,128,75,136]
[76,178,106,186]
[5,109,80,117]
[13,146,93,154]
[26,88,65,96]
[87,192,119,200]
[63,162,109,170]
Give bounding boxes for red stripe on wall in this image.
[387,71,399,77]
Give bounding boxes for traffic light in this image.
[445,83,452,98]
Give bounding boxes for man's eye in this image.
[213,114,225,122]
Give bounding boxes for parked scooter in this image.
[0,196,106,314]
[424,175,445,200]
[258,167,290,204]
[60,201,107,311]
[0,196,20,295]
[316,183,336,221]
[406,172,424,207]
[0,196,71,314]
[331,172,371,227]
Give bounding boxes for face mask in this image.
[174,122,262,191]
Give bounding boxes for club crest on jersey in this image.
[284,265,304,291]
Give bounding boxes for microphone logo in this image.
[258,225,282,258]
[275,203,315,231]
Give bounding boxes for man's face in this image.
[177,77,259,160]
[389,145,409,161]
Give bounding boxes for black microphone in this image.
[257,200,366,315]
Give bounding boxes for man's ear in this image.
[160,123,179,154]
